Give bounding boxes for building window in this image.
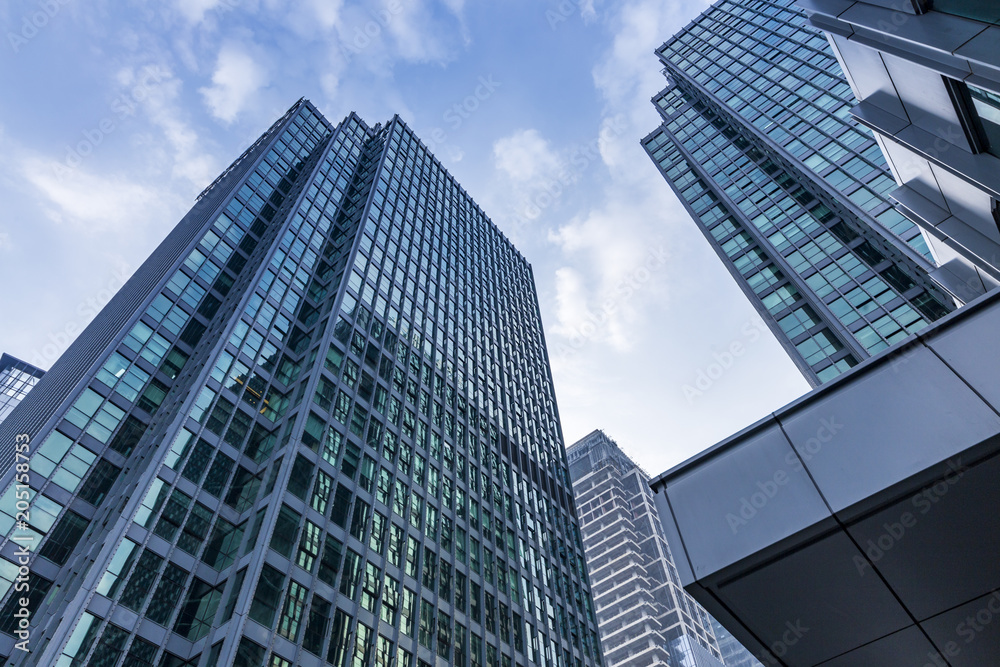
[932,0,1000,26]
[39,512,89,565]
[174,579,223,641]
[249,564,285,627]
[969,83,1000,157]
[949,78,1000,157]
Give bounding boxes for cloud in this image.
[490,128,581,239]
[21,156,166,234]
[114,63,218,186]
[175,0,228,23]
[540,0,812,471]
[523,0,700,353]
[200,43,268,123]
[279,0,344,39]
[592,0,703,129]
[382,0,463,64]
[548,197,673,352]
[307,0,343,30]
[552,266,589,335]
[580,0,599,22]
[493,129,561,183]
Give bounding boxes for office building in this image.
[802,0,1000,299]
[0,354,44,427]
[568,431,754,667]
[709,620,761,667]
[0,100,602,667]
[635,4,1000,665]
[641,0,957,386]
[650,283,1000,666]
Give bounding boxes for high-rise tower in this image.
[568,431,759,667]
[0,354,43,427]
[642,0,958,385]
[0,100,602,667]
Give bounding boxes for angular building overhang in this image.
[796,0,1000,300]
[649,287,1000,666]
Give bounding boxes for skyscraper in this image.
[803,0,1000,299]
[568,431,753,667]
[641,0,957,385]
[0,354,44,427]
[0,100,602,667]
[708,620,761,667]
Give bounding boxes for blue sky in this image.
[0,0,810,474]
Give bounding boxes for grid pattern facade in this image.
[0,100,601,667]
[0,355,44,427]
[567,431,731,667]
[708,620,759,667]
[641,0,956,385]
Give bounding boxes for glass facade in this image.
[0,100,602,667]
[967,82,1000,158]
[567,431,749,667]
[0,355,44,427]
[709,619,761,667]
[642,0,956,385]
[933,0,1000,26]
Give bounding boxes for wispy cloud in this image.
[175,0,233,24]
[306,0,344,30]
[541,0,704,353]
[116,63,218,185]
[200,42,269,123]
[21,155,167,233]
[494,129,562,183]
[382,0,464,64]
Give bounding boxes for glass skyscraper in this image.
[0,100,602,667]
[0,354,44,427]
[641,0,958,385]
[568,431,751,667]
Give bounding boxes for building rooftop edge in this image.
[0,353,45,378]
[566,429,608,452]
